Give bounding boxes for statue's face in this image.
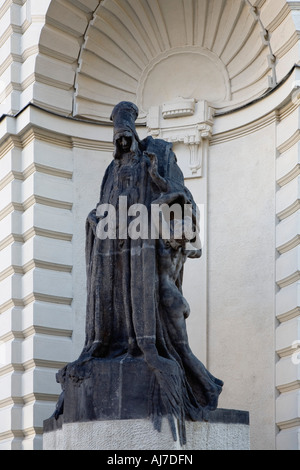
[115,132,133,154]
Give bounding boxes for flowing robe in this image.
[82,137,198,356]
[79,136,222,442]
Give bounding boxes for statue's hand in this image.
[144,151,158,173]
[143,151,168,192]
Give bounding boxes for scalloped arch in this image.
[73,0,276,121]
[33,0,300,120]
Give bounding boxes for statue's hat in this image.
[110,101,140,142]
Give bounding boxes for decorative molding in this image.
[287,1,300,11]
[277,271,300,289]
[0,363,18,377]
[0,266,23,283]
[0,0,12,18]
[0,430,24,442]
[147,99,214,177]
[277,307,300,323]
[277,344,300,358]
[34,72,74,92]
[0,325,72,343]
[267,3,291,33]
[46,14,89,40]
[277,165,300,188]
[22,326,73,339]
[38,43,78,66]
[0,234,23,252]
[0,331,20,343]
[277,200,300,221]
[277,234,300,255]
[22,227,73,243]
[274,31,300,61]
[71,137,114,152]
[20,128,73,150]
[0,172,22,191]
[0,136,23,159]
[22,293,73,307]
[23,163,73,180]
[276,380,300,394]
[277,418,300,430]
[277,130,300,155]
[0,229,73,252]
[0,166,72,194]
[23,426,43,438]
[245,0,277,85]
[212,111,278,145]
[0,397,24,409]
[23,394,59,405]
[275,69,300,446]
[22,195,73,212]
[0,292,73,316]
[279,95,300,122]
[22,260,73,275]
[22,358,69,371]
[0,123,113,155]
[162,97,196,119]
[0,299,24,315]
[0,203,24,222]
[136,46,231,116]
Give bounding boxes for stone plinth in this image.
[43,356,250,450]
[43,409,250,450]
[55,356,155,423]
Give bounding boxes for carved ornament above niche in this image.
[147,99,214,178]
[137,47,230,119]
[162,97,196,119]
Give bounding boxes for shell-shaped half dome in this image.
[73,0,276,122]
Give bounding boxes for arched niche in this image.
[72,0,276,122]
[32,0,299,120]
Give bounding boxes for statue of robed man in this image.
[55,101,223,445]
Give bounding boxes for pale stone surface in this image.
[276,177,300,220]
[276,246,300,287]
[208,123,277,450]
[276,282,300,319]
[277,427,300,451]
[2,0,300,451]
[275,72,300,450]
[276,318,300,353]
[276,212,300,252]
[276,389,300,424]
[43,418,250,451]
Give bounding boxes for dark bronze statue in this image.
[52,102,223,445]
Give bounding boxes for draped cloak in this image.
[77,136,222,443]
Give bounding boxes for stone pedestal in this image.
[43,355,250,450]
[43,409,250,450]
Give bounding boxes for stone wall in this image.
[1,0,300,450]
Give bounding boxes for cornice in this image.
[0,63,299,150]
[212,110,278,145]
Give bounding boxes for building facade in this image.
[0,0,300,450]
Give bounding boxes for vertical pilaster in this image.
[0,117,74,449]
[276,97,300,449]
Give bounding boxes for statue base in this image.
[43,411,250,450]
[43,355,249,449]
[54,355,155,423]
